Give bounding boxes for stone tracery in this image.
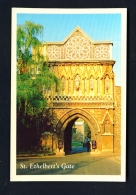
[104,119,110,133]
[94,45,110,59]
[65,36,90,59]
[47,45,61,59]
[90,75,94,90]
[105,75,110,93]
[61,76,65,91]
[74,74,81,91]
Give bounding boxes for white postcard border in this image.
[11,8,127,182]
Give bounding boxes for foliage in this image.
[84,122,91,139]
[17,73,46,115]
[72,127,77,134]
[16,21,60,152]
[17,21,44,71]
[17,21,59,116]
[72,131,83,142]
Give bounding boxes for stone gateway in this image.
[41,27,121,154]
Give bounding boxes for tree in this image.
[84,122,91,139]
[17,21,59,116]
[17,21,44,73]
[72,127,77,134]
[72,131,83,142]
[16,21,59,151]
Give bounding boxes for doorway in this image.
[64,118,91,154]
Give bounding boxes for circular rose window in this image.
[65,36,90,59]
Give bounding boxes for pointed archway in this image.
[56,108,101,153]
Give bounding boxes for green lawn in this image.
[72,141,83,147]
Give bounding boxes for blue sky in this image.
[17,13,121,85]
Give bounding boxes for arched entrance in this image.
[56,108,101,154]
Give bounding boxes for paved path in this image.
[71,146,88,153]
[17,146,121,175]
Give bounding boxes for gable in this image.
[102,110,113,125]
[64,32,91,59]
[62,26,94,44]
[44,26,113,60]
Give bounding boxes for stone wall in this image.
[114,86,121,153]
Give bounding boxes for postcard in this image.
[11,8,127,181]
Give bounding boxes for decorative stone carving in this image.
[47,45,61,59]
[56,108,99,137]
[105,75,110,92]
[75,74,80,91]
[102,110,113,125]
[104,119,110,133]
[61,76,65,91]
[90,76,94,90]
[65,36,90,59]
[94,44,110,59]
[53,102,113,109]
[68,78,71,93]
